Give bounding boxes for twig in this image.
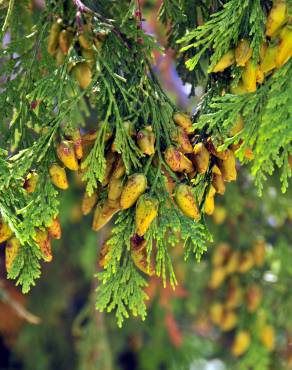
[2,0,14,33]
[0,280,41,325]
[136,0,142,28]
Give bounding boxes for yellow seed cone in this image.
[135,195,159,236]
[120,174,147,209]
[49,163,69,190]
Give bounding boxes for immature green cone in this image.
[92,201,120,231]
[81,192,98,215]
[78,32,91,50]
[135,195,159,236]
[192,142,210,173]
[58,29,73,55]
[47,21,61,55]
[173,112,192,131]
[5,237,20,273]
[56,140,79,171]
[120,173,147,209]
[175,184,200,220]
[137,128,156,155]
[217,149,237,182]
[49,163,69,190]
[0,219,13,243]
[164,146,194,173]
[71,62,92,89]
[82,48,96,69]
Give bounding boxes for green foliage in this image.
[96,257,148,328]
[179,0,248,71]
[195,60,292,193]
[0,0,290,327]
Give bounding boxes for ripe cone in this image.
[266,1,287,37]
[111,156,126,179]
[56,140,78,171]
[204,185,216,215]
[212,166,226,195]
[164,147,194,173]
[238,251,254,273]
[192,143,210,174]
[137,128,155,155]
[220,310,238,332]
[206,138,228,160]
[67,129,83,160]
[120,173,147,209]
[246,284,262,313]
[92,201,120,231]
[0,220,13,243]
[260,44,278,74]
[252,240,266,267]
[217,149,237,182]
[135,195,159,236]
[260,325,275,352]
[276,26,292,67]
[212,50,235,72]
[231,330,251,357]
[108,177,123,202]
[131,235,154,276]
[5,237,20,273]
[208,266,226,289]
[225,251,240,275]
[23,171,39,193]
[242,60,257,92]
[212,243,230,266]
[47,218,62,239]
[34,229,52,262]
[172,127,193,153]
[49,163,69,190]
[225,280,243,309]
[173,112,192,131]
[209,303,224,325]
[99,240,112,268]
[175,184,200,220]
[81,192,98,215]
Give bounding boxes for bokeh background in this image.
[0,1,292,369]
